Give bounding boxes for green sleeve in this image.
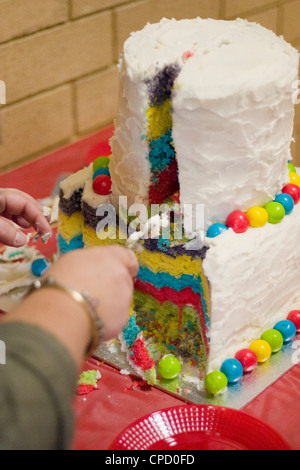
[0,322,78,450]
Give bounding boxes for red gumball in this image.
[282,184,300,204]
[235,348,258,373]
[93,174,112,195]
[287,310,300,332]
[226,210,249,233]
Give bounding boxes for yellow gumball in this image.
[289,172,300,187]
[249,339,272,363]
[246,206,268,228]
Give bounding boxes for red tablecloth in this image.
[1,127,300,450]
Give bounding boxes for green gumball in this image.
[261,329,283,353]
[264,202,285,224]
[205,371,228,395]
[93,156,110,172]
[288,162,296,173]
[158,354,181,379]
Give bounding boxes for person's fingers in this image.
[11,215,32,229]
[0,188,42,213]
[0,217,27,247]
[103,245,139,278]
[0,189,51,235]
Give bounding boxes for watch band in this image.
[26,276,104,356]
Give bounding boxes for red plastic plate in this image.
[110,404,291,450]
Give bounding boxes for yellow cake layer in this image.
[146,99,172,141]
[138,246,201,276]
[82,224,127,248]
[58,211,84,243]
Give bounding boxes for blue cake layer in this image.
[148,129,176,174]
[57,233,84,254]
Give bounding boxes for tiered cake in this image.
[58,18,300,389]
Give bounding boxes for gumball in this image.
[31,258,50,277]
[260,329,283,353]
[204,371,228,395]
[289,172,300,187]
[226,210,249,233]
[288,162,296,173]
[220,358,243,383]
[287,310,300,332]
[93,156,110,172]
[158,354,181,379]
[282,184,300,204]
[207,223,228,238]
[264,201,285,224]
[246,206,268,228]
[249,339,272,363]
[92,174,112,195]
[274,193,294,215]
[93,167,110,179]
[235,349,257,373]
[273,320,296,343]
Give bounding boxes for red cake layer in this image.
[131,337,155,371]
[135,278,201,310]
[149,159,179,204]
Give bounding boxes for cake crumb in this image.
[77,369,101,395]
[123,379,148,392]
[120,368,131,375]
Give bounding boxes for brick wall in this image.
[0,0,299,171]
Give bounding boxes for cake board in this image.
[94,331,300,409]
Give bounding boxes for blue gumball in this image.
[273,320,296,343]
[275,193,294,215]
[207,223,228,239]
[220,358,243,383]
[31,258,50,277]
[93,168,110,179]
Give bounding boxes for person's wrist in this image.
[26,276,104,356]
[3,285,92,367]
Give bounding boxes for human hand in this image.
[46,245,139,342]
[0,188,52,246]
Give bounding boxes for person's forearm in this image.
[2,287,91,368]
[0,321,78,450]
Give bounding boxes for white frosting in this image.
[60,164,112,209]
[59,166,91,200]
[0,246,46,295]
[109,76,150,208]
[203,198,300,372]
[110,17,299,227]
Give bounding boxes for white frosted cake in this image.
[58,18,300,392]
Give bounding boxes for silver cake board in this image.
[95,335,300,409]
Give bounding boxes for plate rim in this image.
[109,404,292,450]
